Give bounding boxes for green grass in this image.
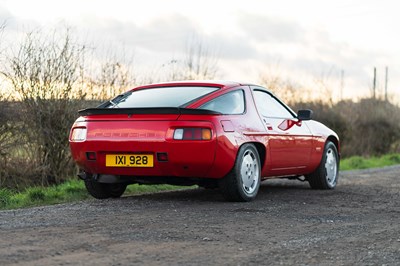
[0,179,89,210]
[340,153,400,171]
[1,153,399,210]
[0,180,188,210]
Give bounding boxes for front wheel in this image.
[219,144,261,202]
[306,141,339,189]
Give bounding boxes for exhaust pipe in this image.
[77,171,119,183]
[77,171,88,180]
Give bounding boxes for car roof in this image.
[133,80,258,91]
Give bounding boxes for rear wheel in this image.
[109,184,128,198]
[84,180,127,199]
[306,141,339,189]
[219,144,261,202]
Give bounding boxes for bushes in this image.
[0,188,13,208]
[0,101,15,158]
[0,26,146,190]
[1,30,88,186]
[0,99,20,188]
[0,99,90,189]
[292,101,350,146]
[343,99,400,156]
[291,99,400,157]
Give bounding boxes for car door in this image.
[251,87,313,175]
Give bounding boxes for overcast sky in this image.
[1,0,399,101]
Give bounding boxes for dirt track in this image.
[0,166,399,265]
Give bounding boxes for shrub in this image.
[342,99,400,156]
[0,98,20,187]
[291,101,350,147]
[386,154,400,164]
[291,99,400,157]
[0,188,13,208]
[1,29,87,185]
[26,187,46,202]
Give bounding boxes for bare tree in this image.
[183,38,219,80]
[166,38,219,81]
[0,22,19,187]
[76,45,137,100]
[96,57,135,99]
[259,70,307,104]
[312,68,336,105]
[259,65,335,105]
[1,28,87,185]
[98,62,129,98]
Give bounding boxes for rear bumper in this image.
[70,139,219,179]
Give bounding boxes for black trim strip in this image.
[78,107,221,116]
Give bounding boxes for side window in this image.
[253,90,294,118]
[200,90,245,115]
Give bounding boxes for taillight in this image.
[173,128,212,140]
[70,127,87,141]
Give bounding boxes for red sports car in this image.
[69,81,339,201]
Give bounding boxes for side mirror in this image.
[297,109,313,121]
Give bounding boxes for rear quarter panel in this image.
[190,85,268,178]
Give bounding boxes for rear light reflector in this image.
[71,127,87,141]
[86,152,96,161]
[173,128,212,140]
[157,152,168,162]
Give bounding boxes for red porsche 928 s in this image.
[69,81,340,202]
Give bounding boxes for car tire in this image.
[219,144,261,202]
[109,184,127,198]
[84,180,127,199]
[306,141,339,189]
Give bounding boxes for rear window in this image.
[107,86,219,108]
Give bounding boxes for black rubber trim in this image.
[78,107,221,116]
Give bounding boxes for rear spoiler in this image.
[78,107,221,116]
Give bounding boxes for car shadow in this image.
[120,179,311,203]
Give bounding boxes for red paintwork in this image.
[69,81,339,183]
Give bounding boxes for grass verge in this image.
[340,153,400,171]
[0,180,188,210]
[1,153,399,210]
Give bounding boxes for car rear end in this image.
[70,110,219,182]
[69,83,228,186]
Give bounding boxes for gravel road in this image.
[1,166,399,266]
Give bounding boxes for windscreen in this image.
[107,86,219,108]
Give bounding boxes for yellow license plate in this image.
[106,154,154,167]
